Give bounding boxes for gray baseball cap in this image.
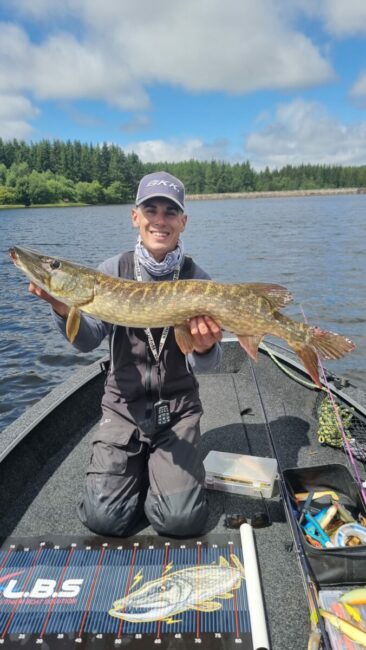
[135,171,185,211]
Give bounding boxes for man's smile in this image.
[150,230,169,237]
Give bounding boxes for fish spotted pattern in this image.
[9,246,355,387]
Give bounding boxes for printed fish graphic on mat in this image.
[9,246,355,387]
[108,555,245,623]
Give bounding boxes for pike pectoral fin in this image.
[237,334,263,360]
[174,324,195,354]
[66,306,81,343]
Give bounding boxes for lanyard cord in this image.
[134,254,180,364]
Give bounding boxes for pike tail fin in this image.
[308,327,355,360]
[292,327,355,388]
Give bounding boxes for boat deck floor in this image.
[0,351,360,649]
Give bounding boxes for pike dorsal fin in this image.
[230,554,245,577]
[219,556,231,568]
[245,283,293,310]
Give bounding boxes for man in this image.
[29,171,222,537]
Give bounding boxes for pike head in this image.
[109,556,245,623]
[110,575,192,622]
[9,246,95,306]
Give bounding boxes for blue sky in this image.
[1,0,366,169]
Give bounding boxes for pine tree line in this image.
[0,138,366,206]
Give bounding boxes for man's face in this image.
[132,198,187,261]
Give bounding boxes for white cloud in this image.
[113,97,366,168]
[124,138,231,163]
[321,0,366,37]
[289,0,366,36]
[0,1,334,107]
[0,120,35,140]
[0,24,149,110]
[0,94,38,120]
[125,99,366,169]
[8,0,366,149]
[245,98,366,168]
[0,94,39,139]
[98,1,333,94]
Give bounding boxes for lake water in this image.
[1,194,365,432]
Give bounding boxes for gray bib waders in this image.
[78,252,209,537]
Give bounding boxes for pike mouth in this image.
[9,248,18,262]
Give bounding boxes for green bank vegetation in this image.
[1,138,366,207]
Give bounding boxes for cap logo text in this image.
[146,180,179,191]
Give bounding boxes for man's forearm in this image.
[188,342,222,372]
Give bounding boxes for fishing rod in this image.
[298,305,366,509]
[248,359,332,650]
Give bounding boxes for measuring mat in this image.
[0,535,257,649]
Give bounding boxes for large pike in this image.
[9,246,355,387]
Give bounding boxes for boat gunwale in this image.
[0,355,106,463]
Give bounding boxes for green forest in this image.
[1,138,366,207]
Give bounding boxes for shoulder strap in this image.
[180,255,194,279]
[118,251,135,279]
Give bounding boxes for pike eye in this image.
[49,259,61,270]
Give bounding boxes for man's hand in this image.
[28,282,70,318]
[188,316,222,354]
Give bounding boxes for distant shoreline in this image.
[186,187,364,201]
[0,187,364,210]
[0,202,88,210]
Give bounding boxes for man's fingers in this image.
[203,316,221,334]
[190,317,207,335]
[189,316,222,339]
[29,282,41,296]
[29,282,48,299]
[189,317,198,335]
[197,317,208,335]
